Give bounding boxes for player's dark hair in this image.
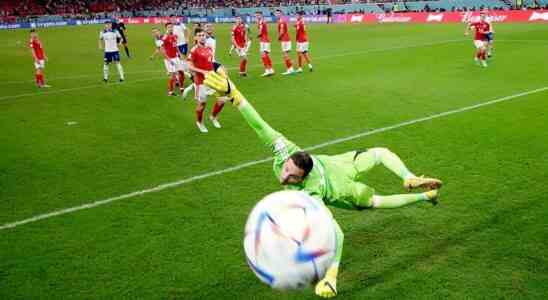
[165,22,172,27]
[276,9,282,13]
[297,11,305,16]
[256,11,263,15]
[290,152,314,179]
[29,29,36,33]
[194,28,204,35]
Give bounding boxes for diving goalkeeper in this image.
[204,72,443,298]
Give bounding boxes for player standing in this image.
[29,29,50,88]
[149,27,163,60]
[295,11,313,73]
[187,28,227,133]
[231,16,249,76]
[204,71,442,298]
[465,12,490,67]
[275,9,295,75]
[172,17,190,57]
[112,19,130,58]
[99,21,125,82]
[256,11,275,77]
[484,11,495,57]
[161,23,185,96]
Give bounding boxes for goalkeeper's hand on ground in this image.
[204,71,245,106]
[315,266,338,298]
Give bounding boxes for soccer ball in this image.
[243,190,337,290]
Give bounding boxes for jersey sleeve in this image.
[116,30,122,38]
[239,101,301,172]
[99,31,103,40]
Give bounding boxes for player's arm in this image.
[464,23,472,36]
[116,31,123,47]
[150,46,161,60]
[315,219,343,298]
[98,35,103,50]
[204,72,299,153]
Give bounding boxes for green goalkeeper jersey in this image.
[240,101,375,210]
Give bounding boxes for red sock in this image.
[39,74,45,85]
[35,74,41,86]
[265,54,273,69]
[239,59,246,73]
[177,71,185,89]
[298,54,303,67]
[196,106,204,123]
[168,76,175,92]
[211,101,225,118]
[284,57,292,69]
[261,54,269,69]
[481,51,486,60]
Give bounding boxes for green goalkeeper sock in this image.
[355,148,416,180]
[371,193,428,209]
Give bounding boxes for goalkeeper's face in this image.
[280,159,305,185]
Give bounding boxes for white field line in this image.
[1,85,546,231]
[0,38,467,99]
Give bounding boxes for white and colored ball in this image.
[243,190,337,290]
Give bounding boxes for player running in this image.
[160,23,186,96]
[99,21,125,82]
[203,71,443,298]
[275,9,295,75]
[295,11,313,73]
[465,12,490,68]
[112,19,130,58]
[187,28,227,133]
[29,29,50,88]
[231,16,249,76]
[256,11,275,77]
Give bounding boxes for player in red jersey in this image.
[465,12,490,68]
[29,29,50,88]
[187,28,227,133]
[161,23,186,96]
[275,9,295,75]
[295,11,313,73]
[255,11,275,77]
[231,16,249,77]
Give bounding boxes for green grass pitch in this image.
[1,22,548,299]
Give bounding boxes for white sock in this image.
[308,64,313,69]
[116,63,124,80]
[103,64,109,80]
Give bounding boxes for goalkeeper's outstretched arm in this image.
[204,71,282,148]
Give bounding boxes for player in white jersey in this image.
[484,12,495,57]
[99,21,125,82]
[149,27,163,60]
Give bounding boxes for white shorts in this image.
[34,59,45,69]
[195,84,216,103]
[164,57,183,73]
[473,40,486,49]
[281,41,291,52]
[297,42,309,53]
[260,42,271,53]
[236,46,248,57]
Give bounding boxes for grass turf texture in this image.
[1,22,548,299]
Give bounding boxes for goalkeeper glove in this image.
[204,71,245,106]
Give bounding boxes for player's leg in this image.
[34,60,44,87]
[354,148,442,190]
[239,53,248,76]
[103,52,111,82]
[177,66,185,95]
[209,96,226,129]
[315,218,343,298]
[114,52,124,81]
[370,190,439,208]
[281,43,294,75]
[195,85,208,133]
[299,42,312,71]
[122,38,130,58]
